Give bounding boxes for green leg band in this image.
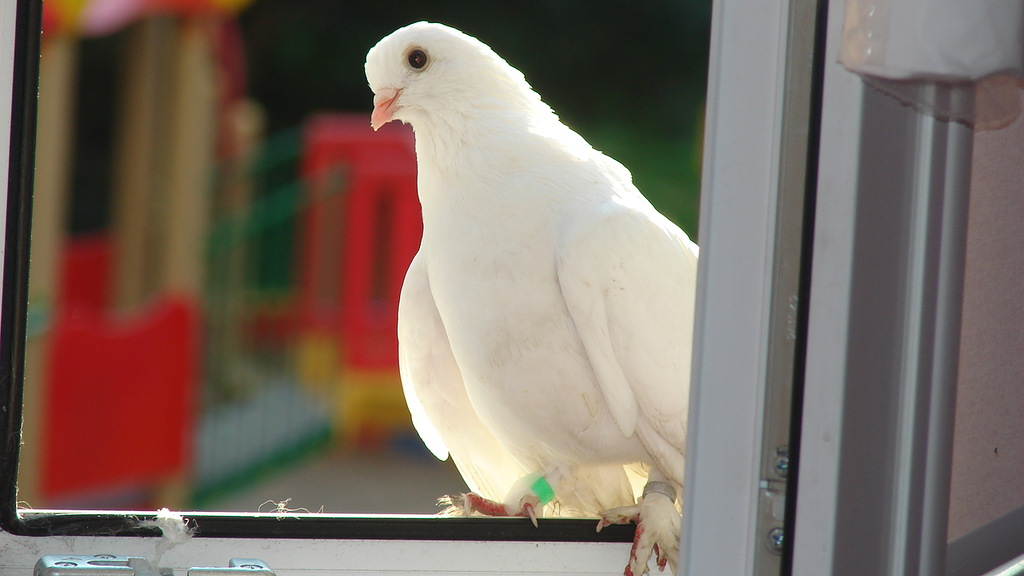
[529,475,555,505]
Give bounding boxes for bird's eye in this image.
[407,48,428,70]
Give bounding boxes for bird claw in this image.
[438,492,507,516]
[654,544,668,572]
[437,492,540,526]
[436,494,467,516]
[523,501,538,528]
[597,504,640,532]
[601,496,678,576]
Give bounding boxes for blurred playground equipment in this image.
[296,115,420,445]
[24,1,421,510]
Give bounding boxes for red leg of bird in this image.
[441,493,540,526]
[654,544,667,572]
[624,522,645,576]
[598,503,676,575]
[461,493,508,516]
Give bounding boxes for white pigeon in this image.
[365,22,697,576]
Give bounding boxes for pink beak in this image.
[371,88,401,131]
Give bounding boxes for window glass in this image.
[15,1,710,523]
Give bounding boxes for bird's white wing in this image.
[556,202,697,485]
[398,252,529,500]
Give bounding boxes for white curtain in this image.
[839,0,1024,129]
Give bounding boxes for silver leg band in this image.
[642,481,677,503]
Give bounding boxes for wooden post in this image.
[158,17,217,296]
[151,16,219,507]
[111,17,174,311]
[21,33,78,507]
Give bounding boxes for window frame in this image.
[0,0,812,572]
[0,0,657,556]
[792,2,1024,576]
[1,0,40,532]
[13,0,990,575]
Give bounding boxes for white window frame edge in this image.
[680,0,798,573]
[1,535,637,576]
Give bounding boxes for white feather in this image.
[398,253,529,500]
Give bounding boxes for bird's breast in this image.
[419,208,641,465]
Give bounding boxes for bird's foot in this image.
[596,504,640,532]
[438,492,507,516]
[437,492,542,527]
[597,487,680,575]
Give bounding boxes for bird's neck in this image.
[410,110,591,220]
[411,122,494,218]
[412,114,521,179]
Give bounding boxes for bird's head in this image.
[365,22,552,132]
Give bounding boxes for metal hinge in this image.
[35,556,275,576]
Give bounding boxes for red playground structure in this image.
[297,115,422,446]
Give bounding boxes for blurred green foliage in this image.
[238,0,710,235]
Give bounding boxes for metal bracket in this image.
[35,556,275,576]
[188,559,275,576]
[752,0,827,571]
